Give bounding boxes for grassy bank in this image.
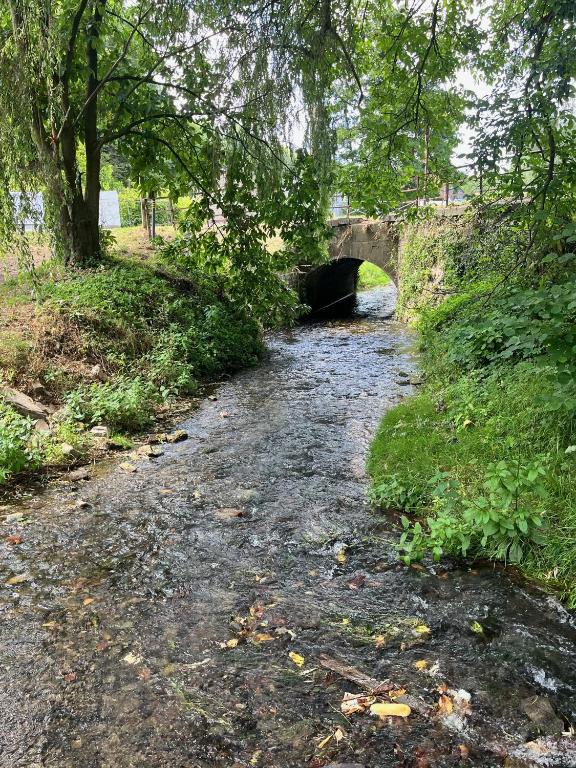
[0,235,291,484]
[357,261,390,290]
[368,220,576,606]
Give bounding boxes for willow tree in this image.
[0,0,355,266]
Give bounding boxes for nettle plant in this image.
[398,459,548,565]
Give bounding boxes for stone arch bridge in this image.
[296,210,465,314]
[296,217,400,314]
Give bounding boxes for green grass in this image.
[368,279,576,606]
[357,261,390,290]
[0,254,266,483]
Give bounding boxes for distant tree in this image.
[333,0,479,215]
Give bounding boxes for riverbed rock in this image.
[3,387,50,420]
[520,695,564,735]
[90,425,109,438]
[165,429,188,443]
[138,444,163,457]
[69,467,90,481]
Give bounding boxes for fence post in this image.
[150,191,156,239]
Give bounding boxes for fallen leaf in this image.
[438,694,453,715]
[139,667,152,681]
[95,641,110,651]
[62,671,77,682]
[123,652,143,665]
[389,688,407,699]
[249,750,262,765]
[336,548,347,564]
[374,635,387,648]
[288,651,305,667]
[6,573,30,585]
[414,624,431,634]
[253,633,275,643]
[5,535,23,545]
[370,702,411,719]
[341,692,375,715]
[334,727,344,743]
[348,573,365,589]
[83,597,95,606]
[42,621,58,629]
[470,621,484,634]
[226,638,239,648]
[414,659,429,670]
[249,602,265,618]
[317,733,333,750]
[459,744,470,759]
[219,411,229,418]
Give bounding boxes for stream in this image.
[1,284,575,767]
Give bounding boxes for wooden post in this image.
[444,182,449,207]
[141,198,148,231]
[169,198,176,229]
[150,191,156,239]
[423,125,430,203]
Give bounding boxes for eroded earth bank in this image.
[1,285,575,768]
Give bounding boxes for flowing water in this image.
[1,284,575,768]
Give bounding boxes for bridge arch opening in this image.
[300,257,396,317]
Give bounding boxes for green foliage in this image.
[398,460,548,565]
[64,377,158,433]
[334,0,477,215]
[0,404,41,482]
[369,223,576,604]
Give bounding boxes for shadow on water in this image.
[0,284,575,767]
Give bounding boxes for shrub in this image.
[65,377,158,433]
[0,404,41,482]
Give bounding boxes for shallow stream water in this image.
[1,284,575,767]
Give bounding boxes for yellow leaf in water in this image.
[83,597,94,606]
[414,659,429,670]
[253,633,274,643]
[317,733,333,749]
[415,624,431,634]
[226,638,239,648]
[470,621,484,634]
[334,727,344,743]
[336,548,347,563]
[388,688,407,699]
[288,651,305,667]
[6,573,30,585]
[249,750,262,765]
[370,702,411,719]
[374,635,387,648]
[122,652,143,665]
[438,694,453,715]
[341,617,350,626]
